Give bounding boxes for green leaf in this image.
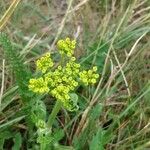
[89,129,104,150]
[0,116,25,130]
[0,86,18,112]
[66,93,79,111]
[53,129,65,142]
[116,27,150,49]
[89,128,113,150]
[37,129,53,145]
[0,33,31,102]
[0,131,13,150]
[31,100,47,123]
[80,41,109,72]
[90,103,103,120]
[70,93,78,102]
[12,132,22,150]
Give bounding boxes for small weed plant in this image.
[28,37,99,149]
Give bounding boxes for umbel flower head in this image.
[28,37,99,111]
[36,53,53,73]
[28,77,49,94]
[57,37,76,57]
[79,66,99,85]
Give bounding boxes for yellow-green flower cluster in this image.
[57,37,76,57]
[79,66,99,85]
[28,77,49,94]
[28,38,99,111]
[65,57,80,77]
[44,62,79,105]
[36,53,53,73]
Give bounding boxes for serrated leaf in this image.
[31,100,47,123]
[0,33,32,102]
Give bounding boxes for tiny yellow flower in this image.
[58,66,62,70]
[94,74,99,78]
[91,79,96,84]
[93,66,98,72]
[71,57,76,61]
[65,95,70,100]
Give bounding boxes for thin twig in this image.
[112,48,131,97]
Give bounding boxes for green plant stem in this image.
[47,100,62,128]
[40,143,46,150]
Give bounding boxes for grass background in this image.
[0,0,150,149]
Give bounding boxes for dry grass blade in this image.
[50,0,74,50]
[0,0,21,31]
[68,0,89,13]
[0,59,5,107]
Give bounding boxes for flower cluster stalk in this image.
[47,100,62,128]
